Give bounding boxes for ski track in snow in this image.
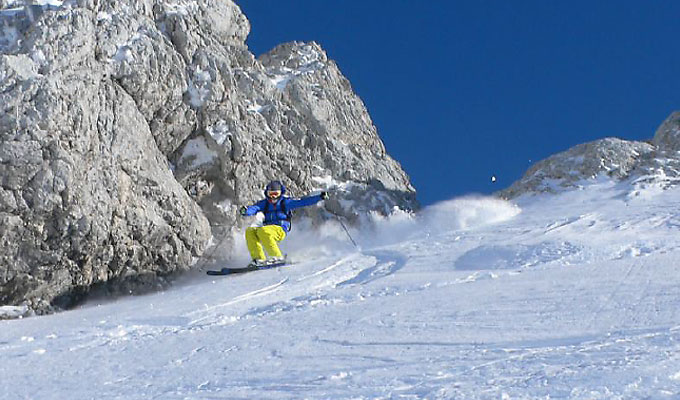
[2,181,680,399]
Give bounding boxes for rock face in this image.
[499,112,680,199]
[652,111,680,153]
[0,0,417,314]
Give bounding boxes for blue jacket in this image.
[243,194,324,232]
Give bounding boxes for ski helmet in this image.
[264,180,286,199]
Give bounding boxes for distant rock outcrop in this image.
[652,111,680,153]
[499,112,680,199]
[0,0,417,314]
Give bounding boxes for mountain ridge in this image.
[498,111,680,199]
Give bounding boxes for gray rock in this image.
[499,111,680,199]
[171,39,418,246]
[0,0,417,314]
[652,111,680,153]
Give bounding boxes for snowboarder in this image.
[239,180,329,266]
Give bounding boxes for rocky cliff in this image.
[499,112,680,199]
[0,0,417,315]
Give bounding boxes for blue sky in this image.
[237,1,680,206]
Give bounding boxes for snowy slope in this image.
[2,178,680,399]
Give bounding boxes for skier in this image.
[239,180,329,266]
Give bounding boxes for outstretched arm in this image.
[285,192,329,210]
[240,200,266,216]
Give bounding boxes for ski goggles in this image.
[266,190,281,199]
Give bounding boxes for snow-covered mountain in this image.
[0,0,415,313]
[2,175,679,398]
[499,112,680,199]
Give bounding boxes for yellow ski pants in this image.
[245,225,286,260]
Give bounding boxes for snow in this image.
[312,173,366,193]
[205,120,231,146]
[2,53,37,79]
[214,198,233,214]
[2,179,680,399]
[266,44,326,91]
[0,305,30,319]
[110,32,143,63]
[2,0,65,7]
[96,11,112,22]
[178,137,217,169]
[311,173,339,188]
[30,48,45,65]
[34,0,63,6]
[247,100,271,114]
[164,0,198,16]
[186,65,213,107]
[269,73,294,91]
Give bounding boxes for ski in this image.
[206,261,288,276]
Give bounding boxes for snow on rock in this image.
[499,137,654,198]
[500,111,680,199]
[0,0,416,313]
[205,120,231,145]
[306,174,417,232]
[259,41,327,91]
[186,64,213,107]
[178,137,217,169]
[2,52,37,78]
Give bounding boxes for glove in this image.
[239,206,248,216]
[320,191,329,200]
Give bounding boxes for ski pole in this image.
[335,214,359,249]
[323,189,359,249]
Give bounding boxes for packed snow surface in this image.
[2,178,680,399]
